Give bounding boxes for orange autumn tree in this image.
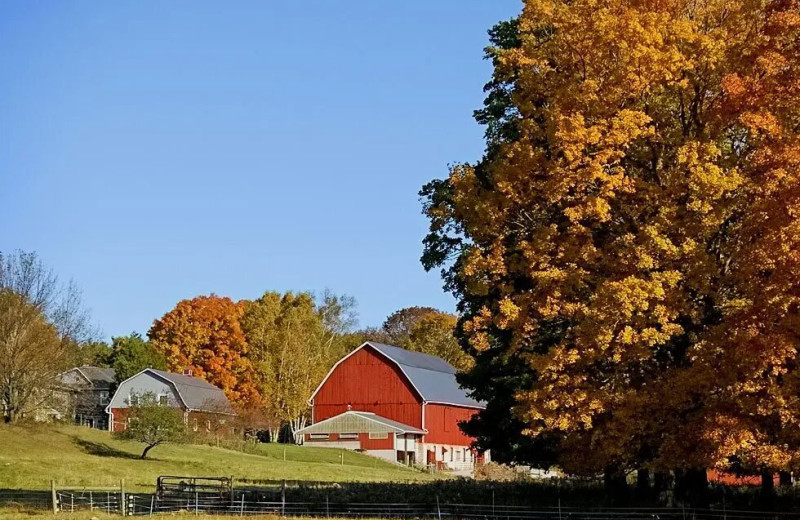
[149,295,259,407]
[422,0,800,484]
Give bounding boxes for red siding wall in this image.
[313,347,423,428]
[359,432,395,450]
[423,403,478,446]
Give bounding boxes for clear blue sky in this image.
[0,1,519,340]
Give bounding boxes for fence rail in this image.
[122,494,800,519]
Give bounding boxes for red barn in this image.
[298,342,488,470]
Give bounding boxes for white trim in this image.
[424,401,484,410]
[297,410,427,435]
[71,368,95,386]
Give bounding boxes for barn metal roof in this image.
[310,342,485,409]
[297,411,426,435]
[147,369,235,414]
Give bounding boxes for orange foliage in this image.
[148,295,259,408]
[425,0,800,475]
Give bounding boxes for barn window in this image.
[309,433,329,440]
[339,433,357,440]
[129,394,139,407]
[158,394,168,406]
[368,432,388,440]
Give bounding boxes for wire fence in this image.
[5,488,800,519]
[120,494,800,519]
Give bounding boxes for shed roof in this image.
[297,411,426,435]
[310,342,485,409]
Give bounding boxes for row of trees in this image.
[0,250,467,437]
[421,0,800,496]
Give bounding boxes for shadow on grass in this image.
[72,436,140,460]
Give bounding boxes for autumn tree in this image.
[110,333,167,383]
[149,295,259,408]
[0,251,95,422]
[421,0,800,490]
[241,291,352,442]
[381,306,439,345]
[408,311,473,371]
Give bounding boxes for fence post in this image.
[51,480,57,514]
[240,493,245,516]
[120,479,126,517]
[149,495,155,517]
[89,491,93,511]
[195,491,199,515]
[281,480,286,516]
[436,494,441,520]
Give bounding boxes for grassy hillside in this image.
[0,424,430,491]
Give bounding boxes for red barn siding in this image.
[423,403,478,446]
[360,432,395,450]
[313,347,423,428]
[110,407,131,433]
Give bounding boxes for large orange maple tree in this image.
[148,295,259,407]
[422,0,800,480]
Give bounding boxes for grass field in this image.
[0,424,430,491]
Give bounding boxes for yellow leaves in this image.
[496,298,521,330]
[675,141,744,216]
[425,0,800,475]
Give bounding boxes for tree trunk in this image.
[761,470,775,496]
[636,468,650,497]
[140,443,159,459]
[654,471,672,506]
[676,468,709,508]
[604,466,628,505]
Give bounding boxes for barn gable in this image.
[310,342,484,410]
[312,345,422,426]
[106,371,183,410]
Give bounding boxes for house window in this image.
[206,420,211,431]
[368,432,388,440]
[99,392,109,405]
[129,394,139,407]
[309,433,329,440]
[339,433,358,440]
[158,394,169,406]
[192,418,198,432]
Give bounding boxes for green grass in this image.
[0,424,430,491]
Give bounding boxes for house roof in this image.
[310,342,485,409]
[147,369,235,414]
[76,366,116,386]
[297,411,426,436]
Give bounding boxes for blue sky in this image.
[0,1,520,339]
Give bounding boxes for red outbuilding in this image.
[298,342,488,470]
